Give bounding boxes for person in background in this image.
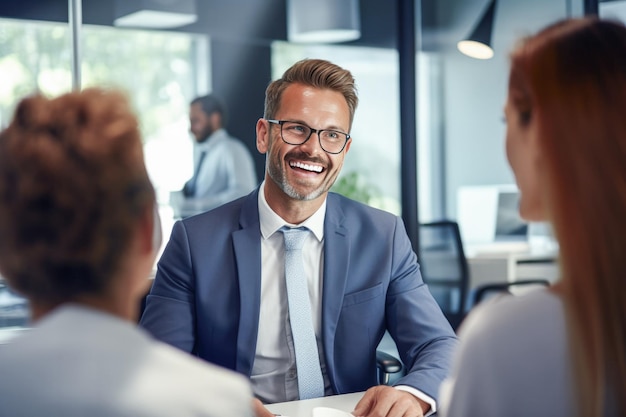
[141,58,457,417]
[170,94,258,218]
[0,88,254,417]
[439,17,626,417]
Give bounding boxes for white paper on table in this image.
[311,406,353,417]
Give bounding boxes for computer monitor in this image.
[494,190,528,240]
[457,184,527,245]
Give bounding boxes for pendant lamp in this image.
[287,0,361,43]
[457,0,497,60]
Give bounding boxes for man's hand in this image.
[352,386,429,417]
[253,398,275,417]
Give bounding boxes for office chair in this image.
[418,220,470,331]
[375,220,470,385]
[471,278,551,306]
[376,331,404,385]
[376,350,403,385]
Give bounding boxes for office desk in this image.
[266,392,362,417]
[466,244,559,291]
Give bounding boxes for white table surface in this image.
[467,247,558,290]
[0,326,29,344]
[266,392,363,417]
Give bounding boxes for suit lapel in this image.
[321,195,350,389]
[233,190,262,376]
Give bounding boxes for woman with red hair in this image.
[441,18,626,417]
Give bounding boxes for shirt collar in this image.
[195,128,227,151]
[258,180,326,242]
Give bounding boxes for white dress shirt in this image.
[170,128,257,218]
[251,181,331,403]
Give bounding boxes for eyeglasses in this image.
[266,119,350,154]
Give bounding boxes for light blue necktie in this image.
[281,226,324,399]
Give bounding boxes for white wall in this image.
[431,0,584,219]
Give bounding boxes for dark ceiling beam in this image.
[584,0,598,15]
[398,0,420,253]
[0,0,68,22]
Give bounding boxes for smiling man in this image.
[141,59,457,417]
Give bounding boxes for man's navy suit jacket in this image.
[141,188,457,401]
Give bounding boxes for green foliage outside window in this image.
[0,18,199,142]
[331,171,379,205]
[331,170,401,215]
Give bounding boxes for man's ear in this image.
[256,118,269,154]
[344,136,352,154]
[209,112,222,130]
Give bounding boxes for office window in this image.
[0,17,208,249]
[0,18,72,126]
[79,25,208,236]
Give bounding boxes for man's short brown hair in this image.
[263,59,358,127]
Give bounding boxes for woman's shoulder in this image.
[459,288,564,346]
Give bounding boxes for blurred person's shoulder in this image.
[458,288,563,343]
[0,305,253,417]
[454,288,568,383]
[140,337,253,416]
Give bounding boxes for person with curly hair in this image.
[0,88,254,417]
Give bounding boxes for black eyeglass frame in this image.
[266,119,351,154]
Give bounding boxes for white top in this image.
[439,289,575,417]
[0,304,253,417]
[170,128,257,218]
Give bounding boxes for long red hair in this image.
[509,17,626,416]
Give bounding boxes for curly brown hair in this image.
[0,88,155,305]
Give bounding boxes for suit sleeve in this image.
[140,220,197,353]
[386,217,459,402]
